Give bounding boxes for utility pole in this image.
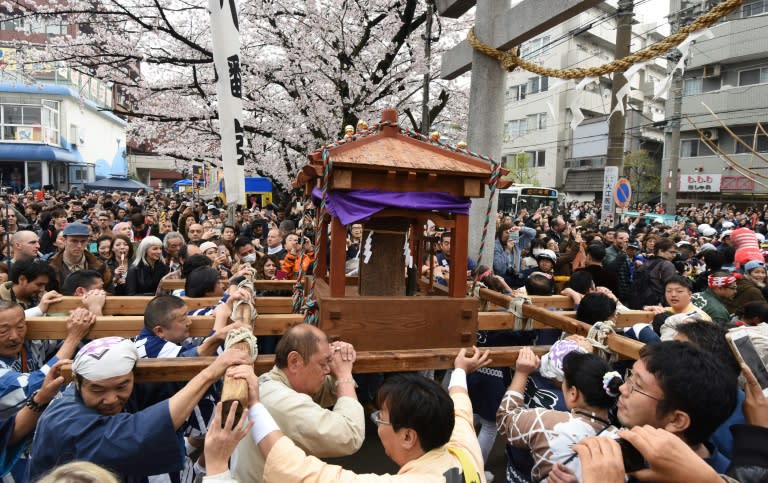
[664,51,683,215]
[606,0,634,172]
[421,0,435,133]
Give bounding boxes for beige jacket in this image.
[261,391,486,483]
[232,366,365,482]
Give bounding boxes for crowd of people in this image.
[0,187,763,482]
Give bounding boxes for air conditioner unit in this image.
[69,125,80,147]
[703,64,721,78]
[703,128,718,141]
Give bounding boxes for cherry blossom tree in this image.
[6,0,472,190]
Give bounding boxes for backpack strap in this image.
[446,446,482,483]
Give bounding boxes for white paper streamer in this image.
[569,76,598,130]
[403,233,413,269]
[363,231,374,264]
[654,28,714,101]
[546,78,568,123]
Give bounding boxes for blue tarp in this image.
[84,176,151,192]
[245,177,272,192]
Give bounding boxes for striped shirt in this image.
[0,340,59,419]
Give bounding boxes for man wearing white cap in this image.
[28,337,252,482]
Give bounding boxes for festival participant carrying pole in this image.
[209,0,251,418]
[219,278,258,420]
[209,0,246,220]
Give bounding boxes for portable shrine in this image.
[294,108,503,351]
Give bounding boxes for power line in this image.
[502,107,768,152]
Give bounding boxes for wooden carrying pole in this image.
[220,284,256,420]
[478,288,644,359]
[61,345,553,383]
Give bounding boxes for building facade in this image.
[502,2,668,200]
[669,0,768,204]
[0,11,127,192]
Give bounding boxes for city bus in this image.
[497,186,559,216]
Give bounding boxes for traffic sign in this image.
[614,178,632,209]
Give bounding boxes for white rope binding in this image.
[230,279,258,323]
[224,327,259,361]
[586,320,618,363]
[509,296,533,331]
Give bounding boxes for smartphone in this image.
[726,328,768,396]
[88,242,98,253]
[616,438,646,473]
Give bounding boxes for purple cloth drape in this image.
[312,188,470,225]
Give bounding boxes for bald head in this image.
[12,231,39,260]
[275,324,328,368]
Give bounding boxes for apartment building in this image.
[670,0,768,204]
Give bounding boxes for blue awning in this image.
[0,143,80,163]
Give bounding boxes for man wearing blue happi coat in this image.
[28,337,252,482]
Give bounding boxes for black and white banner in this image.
[209,0,245,205]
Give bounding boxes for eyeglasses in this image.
[624,369,662,401]
[370,410,391,426]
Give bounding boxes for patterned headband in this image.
[708,274,737,288]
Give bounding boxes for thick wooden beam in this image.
[60,345,553,382]
[160,279,297,291]
[476,289,644,359]
[441,0,604,79]
[25,314,304,339]
[477,310,652,330]
[522,304,643,360]
[47,296,293,315]
[450,213,469,298]
[329,217,347,297]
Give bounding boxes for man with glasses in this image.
[48,223,113,291]
[232,323,364,483]
[236,347,490,482]
[691,271,737,325]
[617,341,737,474]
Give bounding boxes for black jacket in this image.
[126,260,169,296]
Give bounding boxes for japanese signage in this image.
[679,174,721,192]
[601,166,619,225]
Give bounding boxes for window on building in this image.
[0,101,59,145]
[735,134,768,153]
[508,84,526,101]
[525,150,546,167]
[683,78,702,96]
[526,113,547,131]
[0,18,23,32]
[520,35,551,59]
[681,139,715,157]
[739,66,768,86]
[507,119,528,137]
[527,76,549,95]
[742,0,768,17]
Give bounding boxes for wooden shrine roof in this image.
[295,108,506,187]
